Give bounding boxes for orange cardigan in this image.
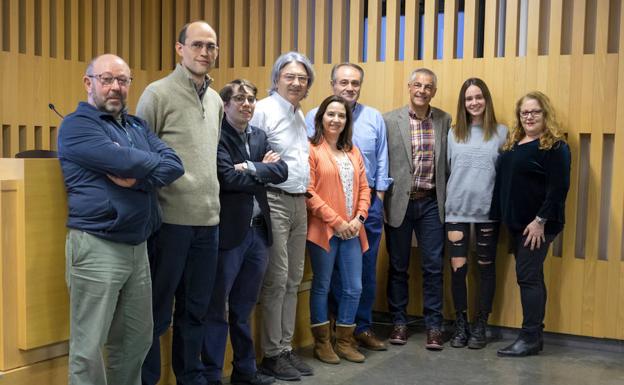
[306,140,371,252]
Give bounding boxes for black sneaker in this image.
[230,370,275,385]
[259,354,301,381]
[282,350,314,376]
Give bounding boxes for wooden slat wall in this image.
[0,0,623,380]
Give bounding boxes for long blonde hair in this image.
[503,91,565,151]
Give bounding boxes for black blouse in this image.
[490,139,571,234]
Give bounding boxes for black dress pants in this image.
[510,231,557,340]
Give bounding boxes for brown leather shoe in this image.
[355,329,388,351]
[425,328,444,350]
[388,324,408,345]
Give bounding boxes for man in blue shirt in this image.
[305,62,392,350]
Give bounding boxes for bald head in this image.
[84,54,132,119]
[86,54,130,77]
[178,21,216,44]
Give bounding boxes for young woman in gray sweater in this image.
[446,78,507,349]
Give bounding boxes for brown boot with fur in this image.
[311,323,340,364]
[334,325,365,363]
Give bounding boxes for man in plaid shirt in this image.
[382,68,451,350]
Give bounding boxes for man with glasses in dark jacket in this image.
[58,53,184,385]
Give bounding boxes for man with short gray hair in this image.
[383,68,450,350]
[250,51,315,381]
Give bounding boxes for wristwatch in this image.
[535,216,547,225]
[357,215,366,224]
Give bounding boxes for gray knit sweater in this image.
[136,64,223,226]
[445,124,507,223]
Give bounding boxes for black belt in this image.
[409,189,435,200]
[266,187,308,198]
[250,216,265,227]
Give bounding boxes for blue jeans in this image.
[142,224,219,385]
[308,237,363,325]
[202,226,269,382]
[330,194,384,334]
[385,197,444,329]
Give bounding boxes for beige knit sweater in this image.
[136,64,223,226]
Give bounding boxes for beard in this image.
[92,88,126,116]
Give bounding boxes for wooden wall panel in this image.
[442,0,456,60]
[233,0,245,68]
[403,0,419,61]
[0,0,624,381]
[281,0,294,53]
[385,0,399,62]
[463,0,478,59]
[423,0,437,60]
[615,0,624,340]
[264,0,279,66]
[482,0,496,58]
[313,0,327,64]
[367,0,381,62]
[249,0,264,67]
[297,0,311,59]
[348,0,364,63]
[332,0,347,63]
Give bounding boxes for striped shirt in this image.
[409,108,435,191]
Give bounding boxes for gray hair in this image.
[330,63,365,83]
[408,67,437,89]
[269,51,315,95]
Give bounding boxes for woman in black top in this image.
[490,91,571,357]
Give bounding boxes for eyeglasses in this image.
[231,94,256,104]
[87,73,132,87]
[520,109,543,118]
[281,73,309,84]
[186,41,219,52]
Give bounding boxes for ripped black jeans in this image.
[446,222,500,313]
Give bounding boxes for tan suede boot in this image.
[334,325,365,363]
[311,323,340,364]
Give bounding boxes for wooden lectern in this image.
[0,159,69,374]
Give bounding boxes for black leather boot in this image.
[497,336,540,357]
[468,311,488,349]
[450,311,469,348]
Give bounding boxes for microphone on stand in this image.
[48,103,65,119]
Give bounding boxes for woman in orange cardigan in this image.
[306,95,370,364]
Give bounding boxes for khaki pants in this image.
[260,192,307,357]
[65,230,153,385]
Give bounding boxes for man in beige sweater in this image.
[136,21,223,385]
